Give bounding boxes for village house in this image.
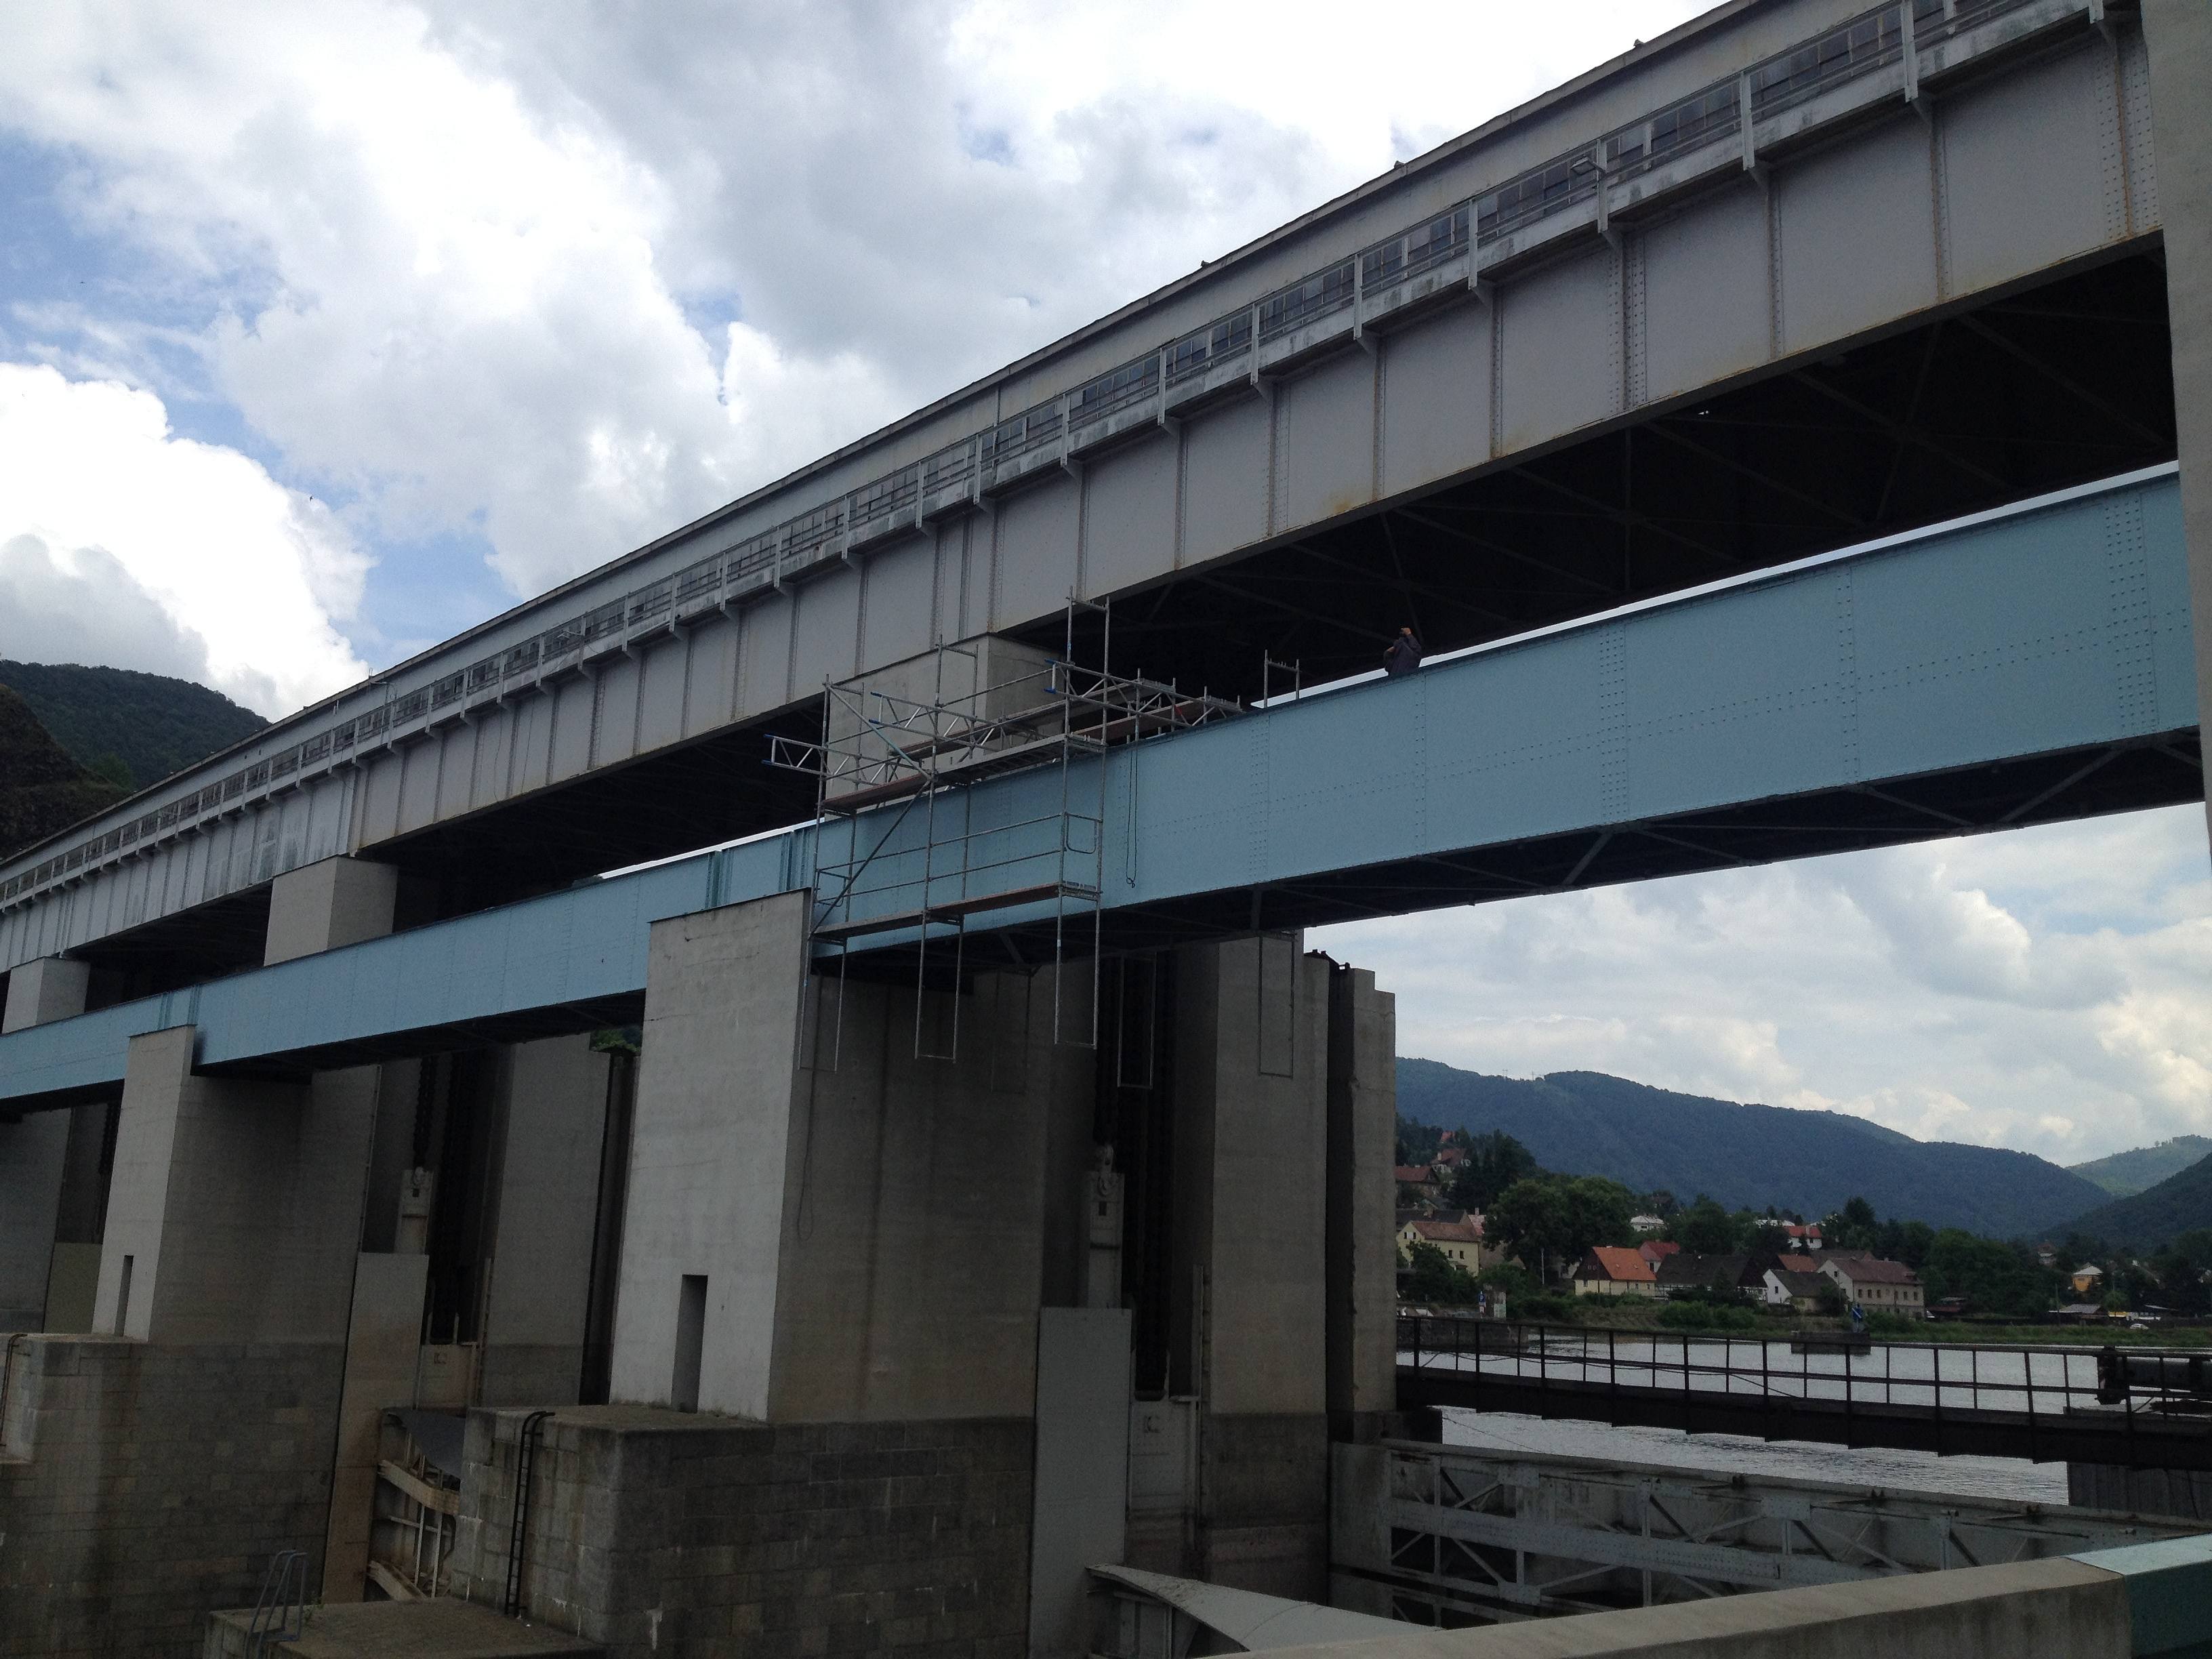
[1639,1240,1682,1268]
[1629,1213,1666,1235]
[1763,1267,1830,1312]
[1821,1254,1925,1314]
[1395,1164,1440,1205]
[1656,1252,1759,1300]
[2071,1263,2106,1298]
[1572,1245,1658,1298]
[1400,1214,1489,1274]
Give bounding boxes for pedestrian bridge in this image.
[1397,1315,2212,1473]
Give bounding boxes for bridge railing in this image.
[1398,1313,2212,1439]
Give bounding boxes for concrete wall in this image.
[480,1035,611,1407]
[1169,935,1333,1600]
[609,890,811,1417]
[767,967,1088,1424]
[0,1335,348,1658]
[95,1027,377,1344]
[611,889,1090,1425]
[1325,964,1397,1430]
[321,1252,430,1603]
[450,1406,1033,1659]
[0,1111,69,1330]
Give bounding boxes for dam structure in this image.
[1,2,2209,1656]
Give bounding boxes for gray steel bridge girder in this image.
[0,468,2194,1110]
[0,0,2180,977]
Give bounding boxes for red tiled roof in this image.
[1776,1254,1820,1273]
[1412,1218,1483,1245]
[1582,1246,1656,1283]
[1394,1166,1432,1184]
[1640,1240,1683,1262]
[1435,1147,1466,1166]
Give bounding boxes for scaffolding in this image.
[768,599,1241,1061]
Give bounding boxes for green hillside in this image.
[2070,1135,2212,1198]
[2055,1153,2212,1251]
[0,660,266,794]
[1397,1060,2110,1239]
[0,684,125,859]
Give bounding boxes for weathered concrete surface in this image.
[1030,1307,1132,1659]
[1326,964,1397,1431]
[480,1034,610,1408]
[1,954,88,1033]
[2145,0,2212,857]
[0,1109,68,1330]
[264,855,399,966]
[96,1027,376,1343]
[205,1598,604,1657]
[1165,937,1333,1601]
[449,1405,1031,1659]
[1263,1558,2132,1657]
[611,890,1086,1424]
[0,955,94,1330]
[609,892,810,1416]
[0,1334,348,1658]
[321,1251,430,1603]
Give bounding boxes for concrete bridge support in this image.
[0,1026,386,1656]
[0,956,93,1332]
[441,893,1397,1657]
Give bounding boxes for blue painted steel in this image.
[0,473,2191,1107]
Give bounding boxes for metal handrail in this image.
[245,1549,306,1656]
[1395,1315,2212,1427]
[0,0,2076,911]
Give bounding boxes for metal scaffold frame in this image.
[769,598,1242,1063]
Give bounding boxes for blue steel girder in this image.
[0,470,2194,1108]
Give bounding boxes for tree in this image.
[1448,1130,1538,1212]
[1486,1174,1637,1279]
[1922,1229,2055,1319]
[1824,1196,1879,1252]
[1401,1240,1480,1306]
[1875,1218,1936,1271]
[1668,1194,1755,1256]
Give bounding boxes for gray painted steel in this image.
[0,0,2159,973]
[0,470,2188,1109]
[1338,1439,2206,1624]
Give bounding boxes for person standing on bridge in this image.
[1382,625,1425,678]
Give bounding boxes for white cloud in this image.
[1315,807,2212,1166]
[0,0,1715,611]
[0,363,367,716]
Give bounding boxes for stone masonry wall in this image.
[451,1406,1033,1659]
[0,1334,344,1658]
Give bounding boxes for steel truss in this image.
[1367,1441,2203,1628]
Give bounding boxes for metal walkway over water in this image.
[1396,1317,2212,1473]
[0,469,2196,1108]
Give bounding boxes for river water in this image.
[1414,1331,2097,1505]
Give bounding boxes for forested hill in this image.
[0,661,266,795]
[1397,1060,2109,1240]
[2070,1135,2212,1198]
[0,684,124,859]
[2054,1153,2212,1251]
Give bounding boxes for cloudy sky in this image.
[1,1,2204,1166]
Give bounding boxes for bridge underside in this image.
[56,241,2170,998]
